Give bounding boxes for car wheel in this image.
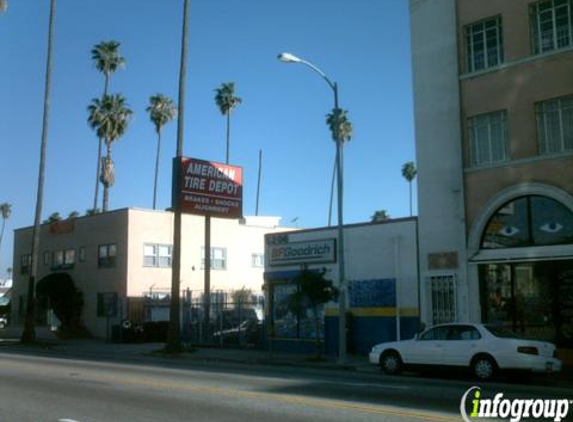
[380,351,403,375]
[472,356,496,381]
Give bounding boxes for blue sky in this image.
[0,0,416,277]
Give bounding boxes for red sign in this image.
[174,157,243,219]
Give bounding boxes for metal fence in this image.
[127,289,266,348]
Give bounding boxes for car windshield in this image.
[484,325,523,339]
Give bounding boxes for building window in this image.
[52,249,75,270]
[53,250,64,267]
[79,247,86,263]
[465,16,503,72]
[98,243,117,268]
[481,195,573,249]
[430,275,456,325]
[20,254,31,275]
[468,110,508,167]
[251,253,264,268]
[270,282,323,340]
[530,0,573,54]
[43,251,50,266]
[536,95,573,155]
[201,247,227,270]
[143,244,172,268]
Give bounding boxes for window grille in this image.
[430,275,457,324]
[468,110,508,167]
[466,16,504,72]
[531,0,573,54]
[536,95,573,155]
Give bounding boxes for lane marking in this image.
[59,419,82,422]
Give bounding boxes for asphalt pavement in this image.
[1,326,573,422]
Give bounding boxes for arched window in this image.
[481,195,573,249]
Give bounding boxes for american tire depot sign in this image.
[173,157,243,219]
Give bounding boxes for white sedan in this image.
[369,323,562,380]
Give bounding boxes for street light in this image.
[278,52,347,364]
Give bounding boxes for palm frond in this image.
[214,82,242,115]
[147,94,177,134]
[91,40,126,76]
[87,94,133,144]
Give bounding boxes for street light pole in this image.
[278,53,347,363]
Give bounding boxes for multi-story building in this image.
[11,208,287,338]
[410,0,573,348]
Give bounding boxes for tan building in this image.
[11,208,287,338]
[411,0,573,349]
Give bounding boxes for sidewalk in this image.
[1,327,571,387]
[0,325,373,372]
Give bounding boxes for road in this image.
[0,351,571,422]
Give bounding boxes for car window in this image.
[484,325,523,339]
[419,326,448,340]
[445,325,481,340]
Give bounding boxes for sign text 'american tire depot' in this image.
[174,157,243,219]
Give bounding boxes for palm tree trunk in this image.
[0,218,5,251]
[93,138,102,211]
[102,141,112,212]
[226,112,230,164]
[153,130,162,210]
[22,0,56,344]
[314,315,321,359]
[93,75,109,213]
[168,0,190,351]
[409,181,412,217]
[328,159,336,226]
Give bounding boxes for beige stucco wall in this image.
[126,209,289,297]
[457,0,573,232]
[12,210,129,336]
[461,52,573,163]
[458,0,533,63]
[464,155,573,225]
[11,208,289,338]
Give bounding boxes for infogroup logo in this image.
[460,387,571,422]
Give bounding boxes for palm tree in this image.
[168,0,190,352]
[401,161,417,217]
[0,203,11,252]
[87,94,133,212]
[371,210,390,222]
[44,212,62,224]
[326,108,353,226]
[68,211,80,219]
[22,0,56,344]
[147,94,176,210]
[90,41,126,213]
[214,82,242,164]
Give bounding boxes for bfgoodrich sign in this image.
[268,239,336,267]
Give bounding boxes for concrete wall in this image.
[410,0,469,323]
[264,218,420,354]
[265,219,419,308]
